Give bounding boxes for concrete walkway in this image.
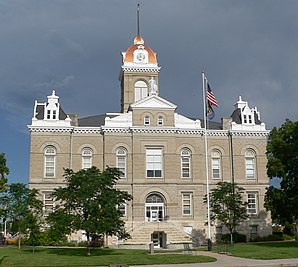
[133,251,298,267]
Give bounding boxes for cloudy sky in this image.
[1,0,297,184]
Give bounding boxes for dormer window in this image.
[144,116,150,125]
[243,113,254,125]
[53,110,57,120]
[47,110,51,119]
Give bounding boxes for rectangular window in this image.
[250,225,258,240]
[243,115,247,123]
[43,191,54,216]
[248,115,252,124]
[52,110,57,120]
[118,203,127,217]
[82,156,92,169]
[247,192,258,215]
[212,158,221,179]
[181,157,190,178]
[182,193,192,215]
[146,148,162,178]
[45,156,55,177]
[47,110,51,119]
[246,158,255,179]
[117,156,126,178]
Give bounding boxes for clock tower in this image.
[119,35,160,112]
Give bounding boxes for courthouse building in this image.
[28,34,272,248]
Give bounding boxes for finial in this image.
[137,2,140,37]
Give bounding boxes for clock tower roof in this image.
[122,36,157,64]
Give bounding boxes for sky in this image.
[0,0,297,185]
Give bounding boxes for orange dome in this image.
[134,35,144,44]
[123,36,157,64]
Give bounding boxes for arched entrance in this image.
[145,193,165,222]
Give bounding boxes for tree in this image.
[204,182,248,245]
[265,119,298,228]
[0,183,44,250]
[48,166,132,254]
[0,153,9,193]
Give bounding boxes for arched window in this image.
[145,193,165,221]
[44,146,56,178]
[116,147,127,178]
[82,147,93,169]
[211,150,221,179]
[245,149,256,179]
[134,80,148,102]
[181,148,191,178]
[157,116,163,126]
[144,115,150,125]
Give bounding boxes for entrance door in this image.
[145,193,165,222]
[151,231,166,248]
[151,209,159,221]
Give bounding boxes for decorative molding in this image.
[28,126,73,133]
[122,66,160,73]
[28,125,269,137]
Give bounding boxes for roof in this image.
[78,114,118,127]
[35,104,67,120]
[230,108,262,125]
[122,35,157,64]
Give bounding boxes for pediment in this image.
[130,95,177,110]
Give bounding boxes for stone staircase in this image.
[121,220,192,245]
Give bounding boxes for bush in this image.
[252,234,284,242]
[221,232,246,243]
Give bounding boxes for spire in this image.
[137,2,140,37]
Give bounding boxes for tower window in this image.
[134,80,148,102]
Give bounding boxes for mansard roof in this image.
[35,104,67,120]
[78,114,118,127]
[230,108,262,125]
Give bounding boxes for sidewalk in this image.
[134,251,298,267]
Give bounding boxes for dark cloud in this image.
[0,0,298,183]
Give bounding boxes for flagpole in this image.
[202,72,212,250]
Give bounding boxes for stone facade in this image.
[28,35,272,248]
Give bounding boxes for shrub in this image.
[221,232,246,243]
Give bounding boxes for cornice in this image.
[28,126,73,133]
[28,125,269,137]
[121,66,160,73]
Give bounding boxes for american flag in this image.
[206,83,219,107]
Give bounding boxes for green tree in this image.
[0,153,9,193]
[48,166,132,254]
[265,119,298,228]
[204,182,248,245]
[0,183,43,250]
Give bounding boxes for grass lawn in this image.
[228,241,298,260]
[0,246,215,266]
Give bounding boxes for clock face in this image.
[137,52,145,61]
